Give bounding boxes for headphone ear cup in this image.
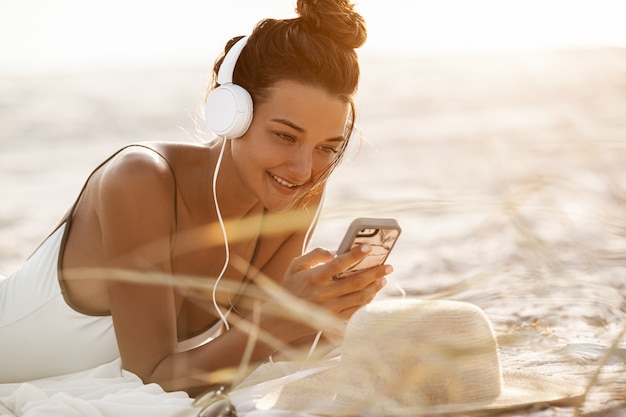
[205,84,253,139]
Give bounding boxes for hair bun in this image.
[296,0,366,49]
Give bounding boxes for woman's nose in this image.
[287,147,313,182]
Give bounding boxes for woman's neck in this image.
[210,138,263,220]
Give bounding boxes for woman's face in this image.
[231,80,350,212]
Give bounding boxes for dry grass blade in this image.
[230,255,345,336]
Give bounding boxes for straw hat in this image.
[257,298,585,416]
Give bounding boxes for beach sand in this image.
[1,48,625,415]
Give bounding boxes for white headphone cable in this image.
[301,190,325,255]
[212,137,231,330]
[213,141,327,350]
[301,191,325,366]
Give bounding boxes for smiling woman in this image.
[0,0,392,397]
[229,80,350,212]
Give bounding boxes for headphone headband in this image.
[217,36,249,85]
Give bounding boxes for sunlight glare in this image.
[0,0,624,74]
[358,0,626,56]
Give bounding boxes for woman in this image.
[0,0,391,395]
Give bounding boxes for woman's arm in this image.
[95,149,181,383]
[148,236,384,395]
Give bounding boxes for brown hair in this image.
[209,0,367,201]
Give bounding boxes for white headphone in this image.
[205,36,253,139]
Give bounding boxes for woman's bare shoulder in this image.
[98,145,177,191]
[80,144,182,227]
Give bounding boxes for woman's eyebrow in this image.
[271,118,305,133]
[325,136,346,143]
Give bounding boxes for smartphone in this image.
[333,217,401,280]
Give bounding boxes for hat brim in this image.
[257,363,585,416]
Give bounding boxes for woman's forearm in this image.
[147,309,310,395]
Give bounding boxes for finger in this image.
[334,277,387,319]
[336,305,362,321]
[322,244,373,279]
[326,264,392,297]
[289,247,334,272]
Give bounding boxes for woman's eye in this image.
[276,132,295,142]
[318,145,339,154]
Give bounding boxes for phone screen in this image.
[334,218,401,280]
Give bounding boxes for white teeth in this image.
[271,174,296,188]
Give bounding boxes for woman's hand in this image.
[281,244,390,321]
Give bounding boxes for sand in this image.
[1,48,625,415]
